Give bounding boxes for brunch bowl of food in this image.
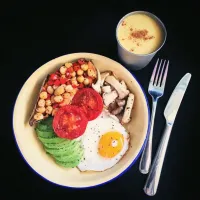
[13,53,149,188]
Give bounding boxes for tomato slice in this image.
[60,77,67,84]
[67,67,73,73]
[72,62,79,66]
[48,80,54,86]
[72,88,103,121]
[53,103,59,108]
[54,80,61,86]
[73,65,81,72]
[50,73,59,81]
[78,83,84,89]
[53,105,88,140]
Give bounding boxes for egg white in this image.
[77,110,130,172]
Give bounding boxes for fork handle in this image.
[143,123,172,196]
[139,99,157,174]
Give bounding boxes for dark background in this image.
[2,0,199,199]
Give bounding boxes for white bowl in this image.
[12,53,150,188]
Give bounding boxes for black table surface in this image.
[2,0,200,199]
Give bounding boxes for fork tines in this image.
[150,58,169,88]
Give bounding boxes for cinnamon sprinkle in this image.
[121,20,126,26]
[145,36,154,40]
[131,29,155,41]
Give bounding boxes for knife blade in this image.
[164,73,192,124]
[144,73,192,196]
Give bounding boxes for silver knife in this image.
[143,73,192,196]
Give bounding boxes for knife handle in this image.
[143,123,172,196]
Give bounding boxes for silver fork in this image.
[139,58,169,174]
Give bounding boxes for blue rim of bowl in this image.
[12,71,150,189]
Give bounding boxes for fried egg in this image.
[77,110,130,172]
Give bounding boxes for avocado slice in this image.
[35,129,55,138]
[38,136,66,144]
[45,141,82,156]
[36,117,54,132]
[55,159,81,168]
[54,148,83,162]
[43,139,76,149]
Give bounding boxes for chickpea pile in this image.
[33,59,97,121]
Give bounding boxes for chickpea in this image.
[36,107,46,113]
[61,74,66,78]
[71,80,78,86]
[53,85,58,90]
[47,86,54,94]
[60,66,67,74]
[39,91,48,99]
[60,84,66,91]
[71,77,76,81]
[45,100,52,106]
[52,108,58,116]
[70,88,78,96]
[61,84,67,87]
[38,99,45,107]
[77,75,84,83]
[77,69,83,75]
[81,64,88,71]
[34,113,44,120]
[51,95,55,103]
[87,69,96,77]
[84,78,90,85]
[54,95,63,103]
[71,71,76,77]
[54,85,65,96]
[46,106,53,114]
[62,92,71,99]
[59,98,71,107]
[65,62,73,68]
[65,85,73,92]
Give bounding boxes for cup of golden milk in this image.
[116,11,167,70]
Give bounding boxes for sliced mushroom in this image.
[102,85,111,93]
[116,113,123,122]
[92,63,101,93]
[103,90,118,107]
[122,93,134,124]
[108,101,118,112]
[105,76,129,99]
[111,106,123,115]
[120,80,127,89]
[103,109,119,122]
[104,82,115,91]
[116,99,126,107]
[100,72,110,86]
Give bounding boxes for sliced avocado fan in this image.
[35,117,84,168]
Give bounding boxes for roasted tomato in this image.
[72,88,103,121]
[53,105,88,140]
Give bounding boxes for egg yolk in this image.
[98,131,124,158]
